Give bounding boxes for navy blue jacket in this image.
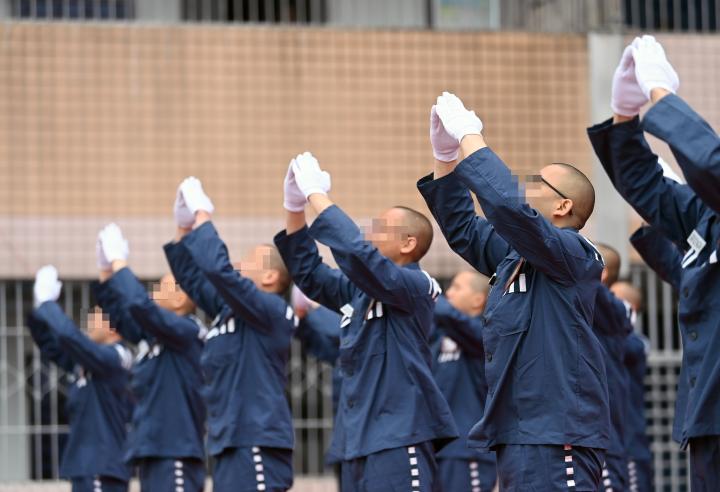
[431,296,494,466]
[644,94,720,216]
[94,267,206,462]
[624,332,652,462]
[630,225,683,290]
[296,305,342,414]
[418,148,609,451]
[588,101,720,445]
[592,286,633,463]
[274,205,457,461]
[27,302,133,481]
[165,222,295,455]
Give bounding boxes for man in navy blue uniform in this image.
[27,265,133,492]
[93,223,207,492]
[292,286,342,416]
[431,271,496,492]
[275,152,457,491]
[610,279,653,492]
[593,244,634,492]
[165,177,296,492]
[419,93,609,490]
[588,35,720,489]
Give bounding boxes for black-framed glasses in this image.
[540,177,570,200]
[525,174,570,200]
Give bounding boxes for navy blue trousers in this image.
[340,441,440,492]
[71,476,127,492]
[496,444,604,491]
[213,446,293,492]
[137,457,205,492]
[627,458,652,492]
[437,455,497,492]
[689,436,720,492]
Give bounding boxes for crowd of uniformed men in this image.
[27,35,719,491]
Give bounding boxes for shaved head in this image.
[611,280,643,312]
[238,244,291,294]
[259,244,292,293]
[464,270,490,295]
[544,163,595,228]
[391,206,434,262]
[596,243,621,286]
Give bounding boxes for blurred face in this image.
[85,307,117,344]
[363,208,416,263]
[238,245,280,290]
[524,165,572,222]
[152,273,194,314]
[445,272,487,316]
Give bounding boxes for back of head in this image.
[549,163,595,229]
[259,244,292,294]
[392,206,434,262]
[610,280,643,313]
[595,243,621,286]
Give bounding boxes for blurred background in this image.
[1,0,718,490]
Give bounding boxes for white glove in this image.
[291,285,314,312]
[179,176,215,215]
[658,157,685,184]
[429,105,459,161]
[98,223,129,263]
[96,234,112,270]
[174,183,195,228]
[283,160,307,212]
[435,92,483,142]
[33,265,62,308]
[291,152,332,198]
[632,35,679,98]
[611,43,648,117]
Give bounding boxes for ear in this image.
[472,292,487,312]
[399,236,418,256]
[601,268,609,285]
[262,269,280,288]
[553,198,574,218]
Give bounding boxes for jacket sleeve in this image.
[295,306,341,364]
[433,296,485,358]
[33,302,131,376]
[93,279,145,345]
[594,285,634,337]
[307,205,438,313]
[630,225,683,290]
[274,225,356,313]
[107,267,201,349]
[417,172,511,277]
[182,222,294,334]
[643,94,720,215]
[26,311,74,372]
[454,147,598,285]
[587,116,707,248]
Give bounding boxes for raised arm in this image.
[26,311,74,372]
[433,296,485,358]
[275,212,355,313]
[643,92,720,214]
[630,225,683,290]
[164,229,225,320]
[106,266,201,349]
[417,171,510,277]
[182,219,291,333]
[33,302,130,376]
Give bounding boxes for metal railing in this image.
[0,267,689,487]
[9,0,135,20]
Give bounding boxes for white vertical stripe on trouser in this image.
[253,446,267,491]
[564,445,575,489]
[628,460,639,492]
[93,476,102,492]
[174,460,185,492]
[468,460,482,492]
[407,446,420,492]
[601,462,613,492]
